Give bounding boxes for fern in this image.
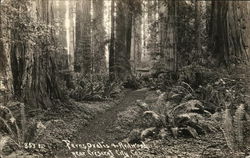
[0,117,15,138]
[234,104,245,149]
[20,103,26,143]
[222,108,235,151]
[0,103,24,146]
[171,100,203,115]
[154,92,167,115]
[0,136,12,155]
[137,94,215,139]
[143,111,166,127]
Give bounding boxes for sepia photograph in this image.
[0,0,250,157]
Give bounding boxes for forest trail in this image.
[75,88,148,144]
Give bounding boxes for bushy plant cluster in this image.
[67,73,123,101]
[0,101,26,157]
[131,87,218,142]
[126,65,247,147]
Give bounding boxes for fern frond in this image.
[136,100,150,110]
[175,112,204,125]
[143,111,160,121]
[20,103,26,143]
[0,104,22,145]
[0,136,11,155]
[234,104,245,148]
[171,100,203,115]
[140,127,156,140]
[181,82,194,93]
[0,136,20,156]
[185,126,198,138]
[156,92,166,107]
[0,117,15,138]
[222,109,235,151]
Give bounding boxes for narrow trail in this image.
[75,88,148,144]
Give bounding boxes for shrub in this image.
[0,101,27,157]
[68,73,123,101]
[130,88,218,142]
[222,103,249,152]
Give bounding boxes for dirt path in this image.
[54,88,149,158]
[75,88,148,144]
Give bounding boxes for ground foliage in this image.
[65,73,124,101]
[115,64,250,157]
[0,98,119,157]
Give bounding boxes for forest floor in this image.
[75,88,148,144]
[3,67,250,158]
[55,88,149,158]
[54,88,232,158]
[52,64,250,158]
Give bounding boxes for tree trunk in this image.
[74,0,92,73]
[159,0,177,71]
[135,8,142,69]
[109,0,115,81]
[209,1,248,65]
[8,0,61,109]
[147,0,157,66]
[93,0,106,74]
[0,4,13,101]
[195,0,202,61]
[131,2,142,73]
[115,0,133,81]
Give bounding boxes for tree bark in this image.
[115,0,133,80]
[8,0,61,109]
[131,1,142,73]
[93,0,106,74]
[74,0,92,73]
[159,0,177,72]
[109,0,115,81]
[209,0,248,65]
[0,4,13,100]
[195,0,202,60]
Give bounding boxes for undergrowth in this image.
[0,101,26,157]
[66,73,124,101]
[125,65,249,155]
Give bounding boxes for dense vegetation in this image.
[0,0,250,157]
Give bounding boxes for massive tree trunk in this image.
[159,0,177,71]
[134,11,142,68]
[115,0,126,80]
[8,0,61,109]
[147,0,157,66]
[131,1,142,73]
[209,1,248,65]
[114,0,133,81]
[126,1,133,62]
[168,0,177,71]
[195,0,202,59]
[0,3,13,101]
[74,0,92,73]
[248,2,250,56]
[109,0,115,81]
[93,0,106,74]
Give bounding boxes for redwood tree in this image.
[3,0,61,109]
[209,1,248,65]
[93,0,106,74]
[74,0,92,73]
